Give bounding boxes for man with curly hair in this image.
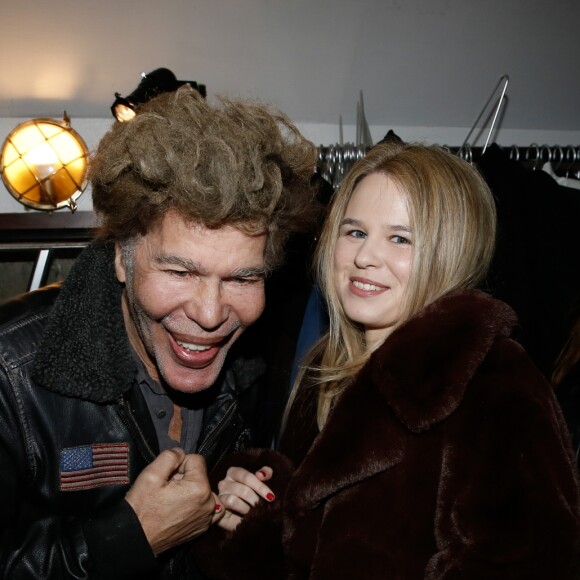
[0,86,319,579]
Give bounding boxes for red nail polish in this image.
[266,492,275,502]
[257,470,267,478]
[215,503,222,512]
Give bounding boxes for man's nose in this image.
[184,280,230,331]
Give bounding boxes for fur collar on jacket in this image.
[32,240,136,403]
[370,289,517,432]
[287,289,519,512]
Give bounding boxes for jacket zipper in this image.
[116,396,157,463]
[197,400,238,457]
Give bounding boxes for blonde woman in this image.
[195,141,580,579]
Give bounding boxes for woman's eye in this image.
[348,229,366,239]
[391,235,411,245]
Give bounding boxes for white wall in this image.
[1,0,579,213]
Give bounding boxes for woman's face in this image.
[333,172,413,349]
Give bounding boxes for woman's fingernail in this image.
[266,492,276,502]
[257,470,267,478]
[215,503,222,512]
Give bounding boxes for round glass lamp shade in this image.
[0,117,89,211]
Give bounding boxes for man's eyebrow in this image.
[154,255,266,278]
[228,267,267,279]
[155,255,203,272]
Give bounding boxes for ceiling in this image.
[1,0,579,136]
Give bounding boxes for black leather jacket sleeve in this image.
[0,361,159,580]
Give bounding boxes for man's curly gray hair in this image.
[90,86,319,270]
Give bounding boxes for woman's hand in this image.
[217,466,275,531]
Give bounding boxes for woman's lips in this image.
[350,277,389,297]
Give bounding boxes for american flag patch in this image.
[60,443,130,491]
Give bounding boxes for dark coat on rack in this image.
[195,290,580,579]
[478,145,580,377]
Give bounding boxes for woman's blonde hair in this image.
[290,140,497,428]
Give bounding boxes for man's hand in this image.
[125,448,223,555]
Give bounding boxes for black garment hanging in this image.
[478,144,580,377]
[246,172,332,447]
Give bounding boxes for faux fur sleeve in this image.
[192,448,295,580]
[425,339,580,579]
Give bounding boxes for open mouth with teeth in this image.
[350,278,388,296]
[169,333,230,368]
[352,280,382,292]
[176,340,213,352]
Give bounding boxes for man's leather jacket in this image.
[0,242,265,579]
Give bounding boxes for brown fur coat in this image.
[196,290,580,579]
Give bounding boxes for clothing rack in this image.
[317,77,580,186]
[448,143,580,167]
[316,143,580,189]
[316,144,367,189]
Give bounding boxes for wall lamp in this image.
[111,68,206,122]
[0,113,89,213]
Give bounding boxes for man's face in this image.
[115,210,267,393]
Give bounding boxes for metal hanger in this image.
[460,74,510,157]
[356,90,373,148]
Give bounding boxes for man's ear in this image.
[114,244,127,284]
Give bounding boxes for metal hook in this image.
[525,143,541,170]
[456,145,472,163]
[540,144,552,169]
[553,146,564,173]
[465,144,473,164]
[564,146,577,178]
